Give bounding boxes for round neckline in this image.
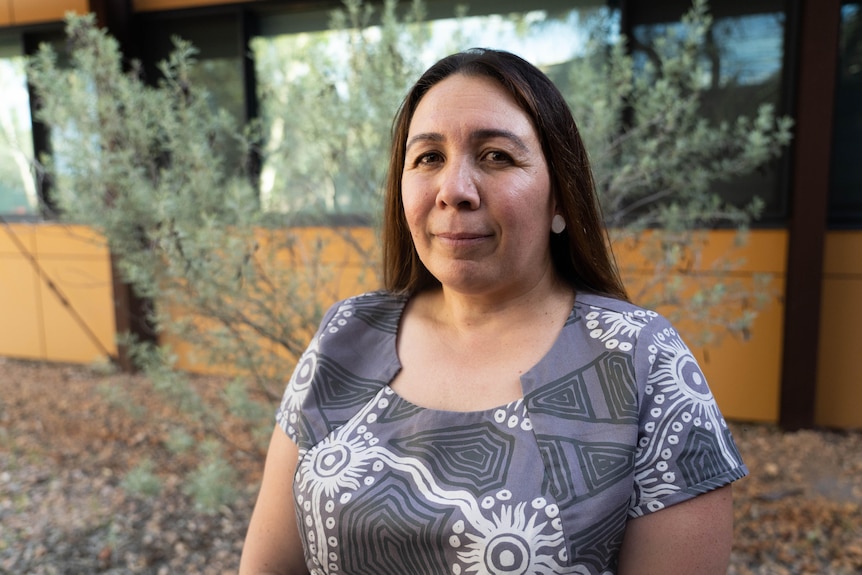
[383,383,525,416]
[383,291,583,415]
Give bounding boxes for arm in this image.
[617,485,734,575]
[239,425,309,575]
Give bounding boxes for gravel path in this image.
[1,359,860,574]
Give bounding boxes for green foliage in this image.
[165,427,196,455]
[25,0,793,502]
[252,0,428,216]
[183,441,239,513]
[568,0,793,231]
[122,458,163,498]
[97,379,146,420]
[559,0,792,335]
[26,13,330,506]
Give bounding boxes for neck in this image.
[424,270,574,333]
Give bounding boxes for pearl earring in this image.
[551,214,566,234]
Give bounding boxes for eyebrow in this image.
[405,128,530,153]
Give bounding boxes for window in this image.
[0,33,36,216]
[139,12,247,170]
[830,1,862,226]
[251,0,616,217]
[628,0,789,221]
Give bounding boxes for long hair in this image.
[382,48,628,301]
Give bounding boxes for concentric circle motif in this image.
[484,534,531,575]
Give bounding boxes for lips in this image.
[433,231,492,250]
[435,232,490,240]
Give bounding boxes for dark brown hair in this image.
[382,48,628,301]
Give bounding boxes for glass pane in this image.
[0,35,36,215]
[253,0,615,217]
[830,1,862,225]
[631,1,788,219]
[140,15,245,165]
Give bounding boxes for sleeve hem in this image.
[628,464,749,518]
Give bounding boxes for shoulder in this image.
[310,290,406,381]
[570,292,695,390]
[575,292,661,320]
[573,292,676,348]
[278,291,406,449]
[316,290,408,341]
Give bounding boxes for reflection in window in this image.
[631,2,787,218]
[830,2,862,225]
[0,35,36,215]
[634,14,783,90]
[252,0,614,217]
[140,15,245,172]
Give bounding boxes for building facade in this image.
[0,0,860,429]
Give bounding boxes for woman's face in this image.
[401,73,557,298]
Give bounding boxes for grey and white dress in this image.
[276,290,747,575]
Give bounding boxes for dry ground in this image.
[1,358,861,574]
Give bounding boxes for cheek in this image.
[400,191,425,238]
[401,174,434,218]
[505,179,554,230]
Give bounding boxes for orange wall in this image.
[165,227,788,426]
[133,0,255,11]
[7,0,87,24]
[162,226,381,374]
[5,222,862,429]
[613,229,788,424]
[1,0,254,24]
[816,231,862,429]
[1,0,11,26]
[0,223,116,363]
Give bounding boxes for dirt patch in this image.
[1,358,861,574]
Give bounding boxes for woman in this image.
[240,49,747,575]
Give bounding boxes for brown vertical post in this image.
[779,0,841,430]
[88,0,137,60]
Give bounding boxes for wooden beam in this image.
[89,0,138,61]
[779,0,841,430]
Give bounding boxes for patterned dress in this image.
[276,291,747,575]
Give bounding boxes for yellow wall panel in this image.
[690,282,784,423]
[0,225,42,359]
[0,257,43,360]
[38,256,116,363]
[35,224,108,257]
[0,222,35,255]
[0,0,12,26]
[612,228,788,274]
[165,227,787,424]
[822,230,862,276]
[133,0,252,12]
[10,0,86,24]
[816,231,862,430]
[615,229,788,424]
[0,222,791,425]
[619,269,785,424]
[0,223,115,364]
[165,228,381,374]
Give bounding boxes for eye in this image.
[415,151,443,166]
[484,150,513,164]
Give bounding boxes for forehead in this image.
[407,74,537,139]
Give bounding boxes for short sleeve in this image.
[275,301,341,446]
[273,291,405,451]
[628,315,748,517]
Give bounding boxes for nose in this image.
[436,157,480,210]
